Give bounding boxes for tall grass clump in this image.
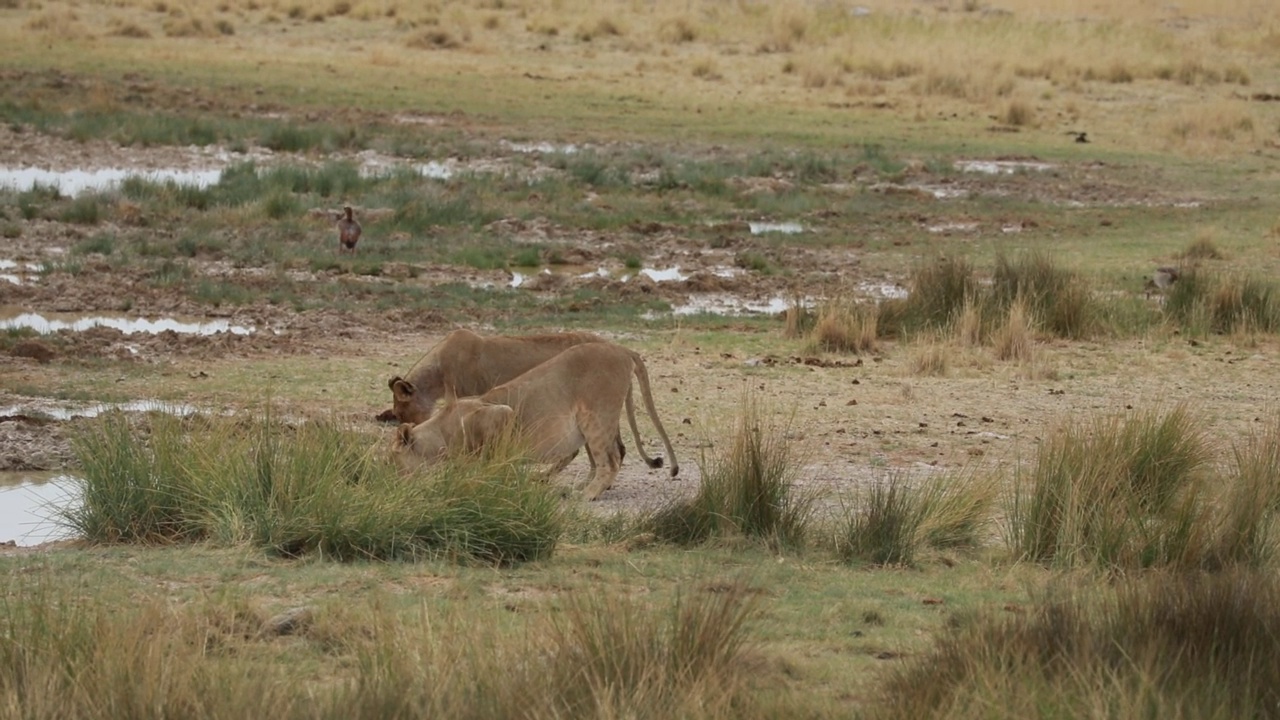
[1180,233,1225,260]
[991,251,1096,339]
[641,395,810,547]
[863,570,1280,720]
[838,473,926,566]
[67,410,206,543]
[879,255,977,338]
[1008,405,1215,569]
[992,297,1035,362]
[0,584,298,719]
[838,468,996,566]
[58,194,105,225]
[538,585,761,718]
[808,296,877,353]
[66,412,562,564]
[1164,269,1280,335]
[1207,416,1280,566]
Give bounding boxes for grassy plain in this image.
[3,0,1280,717]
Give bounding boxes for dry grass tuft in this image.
[109,19,153,38]
[810,298,877,354]
[993,299,1035,363]
[659,15,697,44]
[909,340,948,377]
[1180,230,1225,260]
[690,56,721,81]
[24,8,85,36]
[1003,99,1035,127]
[575,16,622,42]
[406,28,463,49]
[1165,101,1256,149]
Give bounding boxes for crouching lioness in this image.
[391,343,679,501]
[387,329,605,425]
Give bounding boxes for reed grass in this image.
[1007,405,1219,569]
[837,468,996,567]
[641,394,811,547]
[0,576,766,720]
[808,297,877,354]
[66,411,563,564]
[864,569,1280,720]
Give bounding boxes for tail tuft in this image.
[646,457,664,469]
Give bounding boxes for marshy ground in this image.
[2,0,1280,716]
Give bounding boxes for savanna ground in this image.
[2,0,1280,717]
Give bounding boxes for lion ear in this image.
[396,422,416,448]
[390,378,417,401]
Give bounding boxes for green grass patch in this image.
[66,411,563,564]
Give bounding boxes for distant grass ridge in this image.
[67,411,562,564]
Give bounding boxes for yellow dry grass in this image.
[4,0,1276,156]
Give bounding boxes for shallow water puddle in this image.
[502,140,580,155]
[637,267,687,282]
[0,472,79,546]
[0,399,202,421]
[0,167,224,197]
[0,308,255,336]
[660,294,800,317]
[857,281,909,300]
[955,159,1054,174]
[0,259,44,285]
[748,221,804,235]
[508,265,696,288]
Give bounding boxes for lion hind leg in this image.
[580,417,622,501]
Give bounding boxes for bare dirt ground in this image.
[3,128,1275,520]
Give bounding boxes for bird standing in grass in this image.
[1144,266,1180,298]
[337,206,361,255]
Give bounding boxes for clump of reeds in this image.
[993,297,1035,363]
[1180,231,1225,260]
[640,394,811,547]
[808,296,877,354]
[837,468,997,567]
[0,575,767,720]
[66,411,562,564]
[1162,268,1280,336]
[991,251,1096,340]
[863,569,1280,719]
[1007,405,1217,569]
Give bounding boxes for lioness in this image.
[391,342,679,501]
[387,329,605,425]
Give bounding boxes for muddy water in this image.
[0,260,42,286]
[0,472,79,546]
[0,399,201,421]
[0,167,223,197]
[665,294,796,317]
[0,308,255,336]
[954,160,1054,174]
[748,221,804,235]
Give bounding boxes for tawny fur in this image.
[391,343,679,501]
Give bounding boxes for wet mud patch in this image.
[0,413,77,471]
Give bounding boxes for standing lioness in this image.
[392,343,679,501]
[388,329,605,425]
